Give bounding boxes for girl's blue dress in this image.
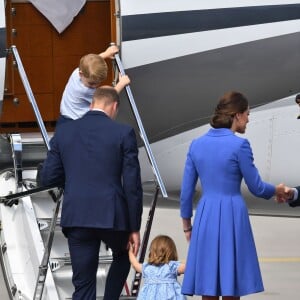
[137,260,186,299]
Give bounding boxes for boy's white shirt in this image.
[60,68,96,120]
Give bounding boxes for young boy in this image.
[58,45,130,125]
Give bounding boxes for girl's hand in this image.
[128,243,134,253]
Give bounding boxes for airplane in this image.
[0,0,300,299]
[107,0,300,217]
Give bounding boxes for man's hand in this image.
[128,231,140,256]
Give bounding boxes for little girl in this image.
[129,235,186,299]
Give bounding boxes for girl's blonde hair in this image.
[79,53,108,83]
[148,235,178,266]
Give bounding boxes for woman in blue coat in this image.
[180,91,286,300]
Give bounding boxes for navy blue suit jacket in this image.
[289,186,300,207]
[40,110,143,231]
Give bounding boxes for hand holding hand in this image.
[284,186,294,201]
[275,183,294,203]
[128,242,134,254]
[127,231,140,256]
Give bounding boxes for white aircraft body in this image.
[117,0,300,216]
[0,1,299,299]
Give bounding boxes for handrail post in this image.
[131,186,159,296]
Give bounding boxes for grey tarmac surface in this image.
[135,199,300,300]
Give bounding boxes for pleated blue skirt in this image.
[182,195,264,297]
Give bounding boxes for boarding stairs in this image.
[0,45,168,299]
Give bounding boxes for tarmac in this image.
[138,200,300,300]
[1,198,300,299]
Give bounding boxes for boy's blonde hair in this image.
[79,54,108,83]
[148,235,178,266]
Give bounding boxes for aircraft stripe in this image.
[0,28,6,58]
[121,23,300,68]
[120,0,300,15]
[122,4,300,41]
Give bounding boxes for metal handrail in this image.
[10,45,62,300]
[0,184,59,206]
[131,186,159,296]
[114,53,168,198]
[112,52,169,296]
[10,46,50,150]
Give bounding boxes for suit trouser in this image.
[63,227,130,300]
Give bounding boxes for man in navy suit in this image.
[40,86,143,300]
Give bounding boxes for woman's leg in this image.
[222,297,240,300]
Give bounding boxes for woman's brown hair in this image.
[210,91,249,129]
